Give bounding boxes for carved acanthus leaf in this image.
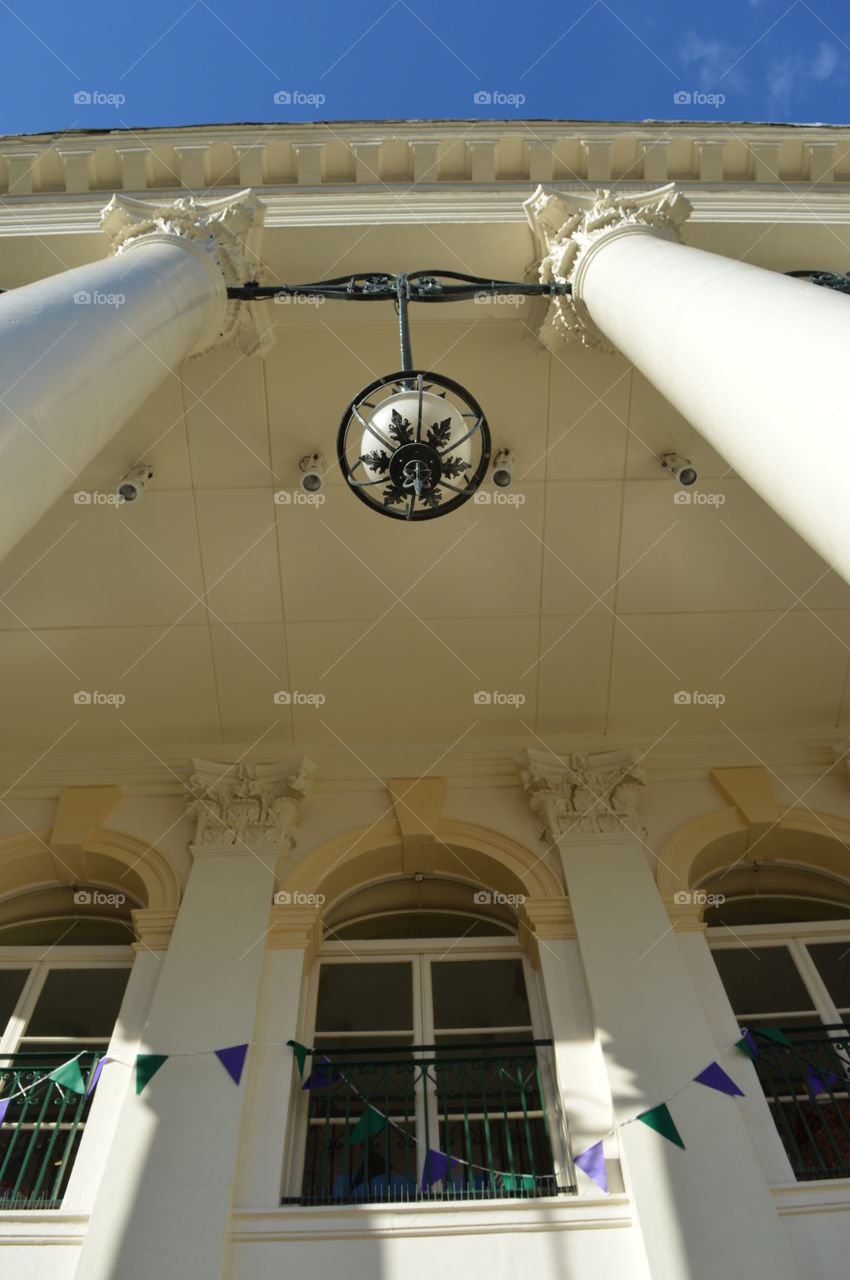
[185,757,315,852]
[518,747,646,841]
[523,183,693,353]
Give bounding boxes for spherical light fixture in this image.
[338,370,491,521]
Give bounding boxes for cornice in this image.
[0,732,839,799]
[0,121,848,208]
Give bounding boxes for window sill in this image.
[232,1195,632,1241]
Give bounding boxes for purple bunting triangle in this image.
[807,1064,840,1099]
[735,1028,760,1061]
[421,1148,460,1190]
[0,1098,9,1125]
[86,1057,111,1098]
[574,1140,608,1193]
[694,1061,745,1098]
[302,1063,342,1090]
[214,1044,248,1086]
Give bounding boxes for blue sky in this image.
[0,0,847,134]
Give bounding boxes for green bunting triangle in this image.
[636,1103,685,1149]
[757,1027,793,1047]
[286,1040,308,1078]
[348,1106,388,1145]
[48,1058,86,1094]
[135,1054,168,1095]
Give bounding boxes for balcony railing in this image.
[290,1040,572,1205]
[752,1026,850,1180]
[0,1051,104,1209]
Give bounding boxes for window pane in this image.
[431,960,531,1029]
[0,969,28,1033]
[315,963,412,1033]
[712,947,814,1016]
[807,943,850,1010]
[24,969,130,1039]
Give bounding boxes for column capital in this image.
[523,182,692,352]
[517,746,646,842]
[100,189,272,357]
[184,756,315,856]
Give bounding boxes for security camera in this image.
[299,453,325,494]
[117,464,154,502]
[491,449,516,488]
[661,452,698,487]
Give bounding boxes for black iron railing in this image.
[0,1051,103,1209]
[752,1026,850,1180]
[290,1040,571,1205]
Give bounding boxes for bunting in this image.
[421,1148,459,1189]
[694,1062,745,1098]
[136,1054,168,1095]
[637,1103,685,1149]
[286,1040,308,1078]
[348,1106,389,1145]
[573,1140,608,1193]
[214,1044,249,1086]
[86,1057,111,1098]
[48,1058,86,1094]
[807,1065,840,1099]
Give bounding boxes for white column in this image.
[526,183,850,585]
[519,749,797,1280]
[0,190,270,563]
[73,758,313,1280]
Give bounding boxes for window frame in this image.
[707,919,850,1028]
[0,945,133,1055]
[284,934,566,1200]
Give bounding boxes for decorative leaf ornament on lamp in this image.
[227,270,571,520]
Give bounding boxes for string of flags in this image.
[0,1023,839,1198]
[286,1025,846,1195]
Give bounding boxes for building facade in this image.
[0,120,849,1279]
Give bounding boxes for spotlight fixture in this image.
[117,464,153,502]
[227,270,571,521]
[661,451,698,487]
[491,449,516,488]
[299,453,325,493]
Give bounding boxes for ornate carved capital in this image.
[524,183,692,352]
[184,757,315,855]
[100,189,272,357]
[518,747,646,841]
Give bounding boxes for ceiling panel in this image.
[194,489,283,624]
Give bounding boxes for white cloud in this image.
[812,42,839,80]
[679,33,747,90]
